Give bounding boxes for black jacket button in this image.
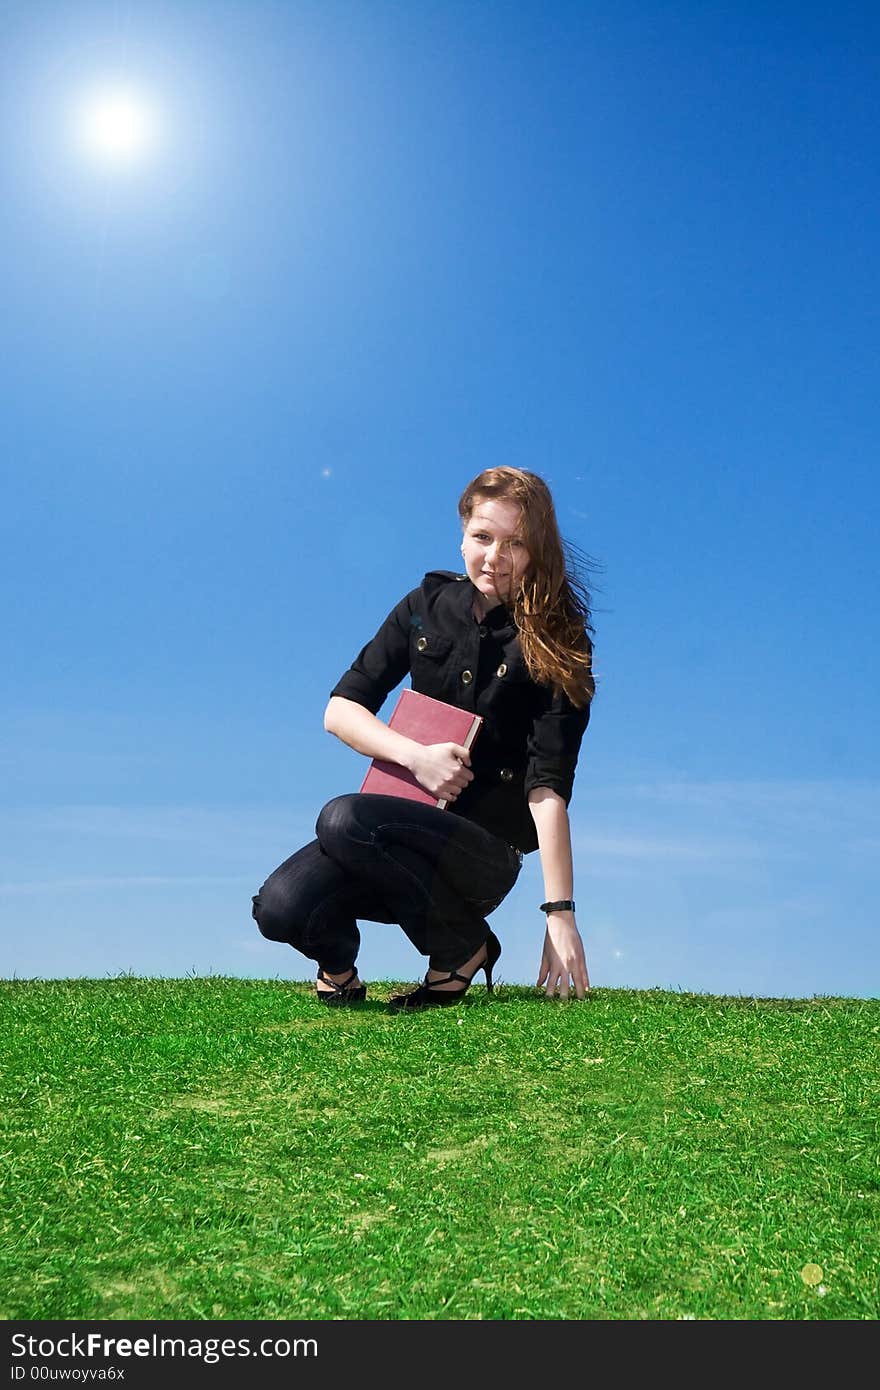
[500,767,513,782]
[496,662,508,678]
[416,636,428,652]
[461,669,473,685]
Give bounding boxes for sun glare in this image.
[74,85,160,167]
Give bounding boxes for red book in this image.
[359,688,483,809]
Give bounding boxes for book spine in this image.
[463,718,481,751]
[437,715,481,811]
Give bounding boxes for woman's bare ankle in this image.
[317,966,362,987]
[426,942,486,990]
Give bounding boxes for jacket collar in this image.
[451,573,516,639]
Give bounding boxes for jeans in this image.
[252,793,523,972]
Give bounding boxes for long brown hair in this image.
[458,467,596,709]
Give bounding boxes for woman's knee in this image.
[315,794,362,853]
[251,879,294,943]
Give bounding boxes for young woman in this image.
[252,467,596,1009]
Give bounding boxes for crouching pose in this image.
[252,467,596,1009]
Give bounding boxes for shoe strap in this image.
[426,945,488,988]
[317,966,357,992]
[425,968,470,988]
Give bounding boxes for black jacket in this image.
[330,570,591,855]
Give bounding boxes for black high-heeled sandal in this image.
[316,966,367,1006]
[388,930,501,1012]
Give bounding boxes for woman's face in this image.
[461,496,531,609]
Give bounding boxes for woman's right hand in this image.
[409,743,474,802]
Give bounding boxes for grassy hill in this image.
[1,977,877,1320]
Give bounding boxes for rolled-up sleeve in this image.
[329,589,419,715]
[523,687,591,805]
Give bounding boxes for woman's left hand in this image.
[537,912,590,999]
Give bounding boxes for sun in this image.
[74,84,161,168]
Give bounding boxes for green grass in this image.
[1,977,877,1320]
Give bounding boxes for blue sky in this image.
[2,0,878,997]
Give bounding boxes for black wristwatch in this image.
[540,900,575,914]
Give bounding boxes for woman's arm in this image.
[325,695,420,768]
[528,786,590,999]
[324,696,473,802]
